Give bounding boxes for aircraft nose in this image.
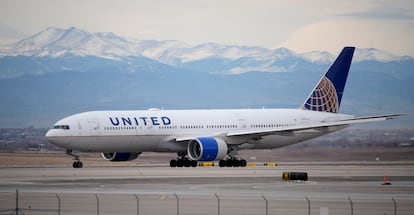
[45,129,52,138]
[45,128,60,143]
[45,129,54,142]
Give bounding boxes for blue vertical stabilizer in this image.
[302,47,355,113]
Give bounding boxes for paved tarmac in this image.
[0,163,413,214]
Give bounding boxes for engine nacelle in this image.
[187,137,228,161]
[101,152,141,162]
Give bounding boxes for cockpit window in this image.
[53,125,70,130]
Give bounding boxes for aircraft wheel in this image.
[225,159,233,167]
[240,159,247,167]
[184,159,191,167]
[72,161,83,168]
[219,160,226,167]
[176,159,184,167]
[219,159,247,167]
[170,159,177,167]
[190,160,198,167]
[233,159,240,167]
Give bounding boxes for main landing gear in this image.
[219,147,247,167]
[169,158,198,167]
[218,158,247,167]
[169,153,247,167]
[66,149,83,168]
[170,152,197,167]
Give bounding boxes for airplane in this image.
[45,47,402,168]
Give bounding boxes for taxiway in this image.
[0,163,413,214]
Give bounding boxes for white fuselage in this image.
[45,108,352,153]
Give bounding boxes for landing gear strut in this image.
[170,152,197,167]
[66,149,83,168]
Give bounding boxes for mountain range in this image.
[0,27,413,128]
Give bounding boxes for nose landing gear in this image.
[72,159,83,168]
[66,149,83,168]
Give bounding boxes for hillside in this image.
[0,27,412,128]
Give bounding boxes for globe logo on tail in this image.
[302,77,339,113]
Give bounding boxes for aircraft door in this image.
[238,118,247,129]
[235,113,247,129]
[88,120,101,136]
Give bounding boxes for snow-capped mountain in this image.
[354,48,412,62]
[0,27,136,60]
[0,27,281,65]
[1,27,410,73]
[0,27,413,128]
[299,51,335,64]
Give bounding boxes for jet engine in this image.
[101,152,141,162]
[187,137,228,161]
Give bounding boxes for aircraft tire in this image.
[176,159,184,167]
[184,159,191,167]
[190,160,198,167]
[225,159,233,167]
[218,159,247,167]
[240,159,247,167]
[219,160,226,167]
[232,160,239,167]
[72,161,83,168]
[170,159,177,167]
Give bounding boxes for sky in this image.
[0,0,414,56]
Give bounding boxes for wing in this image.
[226,113,404,137]
[174,113,403,142]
